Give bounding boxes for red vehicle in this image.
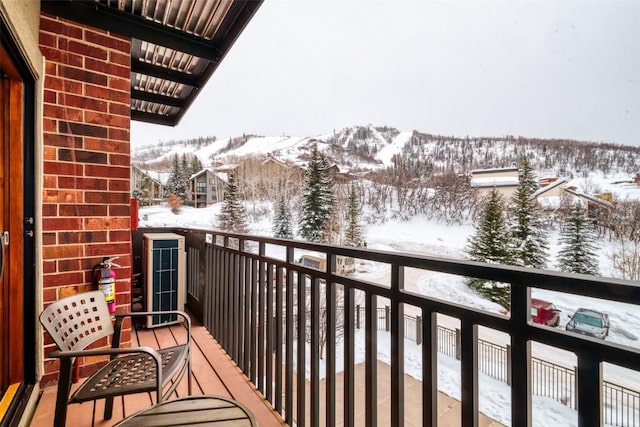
[530,298,561,326]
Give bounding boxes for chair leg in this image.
[54,359,73,427]
[188,355,192,394]
[104,396,114,420]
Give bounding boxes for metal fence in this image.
[369,304,639,425]
[140,227,640,427]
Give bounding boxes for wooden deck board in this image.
[29,317,286,427]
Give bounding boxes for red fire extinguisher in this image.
[92,256,120,314]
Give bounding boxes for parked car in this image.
[565,308,610,339]
[530,298,561,326]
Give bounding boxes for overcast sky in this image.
[130,0,640,148]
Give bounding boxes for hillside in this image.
[132,125,640,178]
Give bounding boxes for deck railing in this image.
[134,227,640,427]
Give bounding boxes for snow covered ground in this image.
[139,181,640,426]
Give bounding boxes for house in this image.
[131,164,163,205]
[469,167,519,199]
[189,168,227,208]
[0,1,262,424]
[563,187,614,218]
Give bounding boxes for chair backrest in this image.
[40,291,114,352]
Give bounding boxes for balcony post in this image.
[390,265,405,427]
[416,315,422,345]
[577,353,602,427]
[385,305,390,332]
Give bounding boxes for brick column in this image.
[39,13,132,384]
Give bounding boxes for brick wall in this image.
[39,13,132,385]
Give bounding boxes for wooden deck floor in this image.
[29,318,286,427]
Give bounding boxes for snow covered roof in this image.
[470,167,518,175]
[533,178,568,198]
[470,176,519,188]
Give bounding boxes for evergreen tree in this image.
[163,154,180,197]
[344,184,364,247]
[164,154,190,202]
[466,188,513,309]
[298,146,336,242]
[557,203,599,275]
[509,156,548,268]
[217,172,249,234]
[273,194,294,239]
[190,155,203,176]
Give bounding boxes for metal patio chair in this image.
[40,290,192,427]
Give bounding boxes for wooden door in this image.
[0,43,25,397]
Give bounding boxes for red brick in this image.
[85,57,129,79]
[107,114,130,130]
[58,259,82,272]
[108,153,131,168]
[43,119,57,133]
[109,204,131,217]
[66,39,107,60]
[44,61,57,76]
[60,93,108,112]
[43,147,57,161]
[108,179,129,192]
[44,133,82,149]
[58,176,107,191]
[59,204,108,217]
[42,244,84,260]
[40,46,83,67]
[42,233,57,246]
[45,77,83,95]
[108,76,130,92]
[57,231,107,245]
[85,164,129,179]
[43,217,83,231]
[40,15,83,39]
[85,83,129,104]
[44,104,83,121]
[85,242,131,256]
[59,64,107,86]
[84,110,106,126]
[85,31,130,53]
[85,191,129,204]
[109,230,132,243]
[84,138,122,152]
[43,89,57,104]
[44,161,84,176]
[42,189,83,204]
[84,217,130,231]
[109,102,130,117]
[58,148,108,164]
[109,50,129,67]
[42,271,85,287]
[39,31,56,48]
[109,127,130,141]
[58,121,108,138]
[41,203,57,216]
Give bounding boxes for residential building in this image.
[469,166,519,199]
[190,168,227,208]
[131,164,163,205]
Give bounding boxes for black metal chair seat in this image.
[40,291,192,427]
[70,344,189,403]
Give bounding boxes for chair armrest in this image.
[115,310,191,332]
[48,346,162,365]
[112,311,191,349]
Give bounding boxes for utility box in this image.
[142,233,186,328]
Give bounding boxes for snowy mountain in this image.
[132,125,640,177]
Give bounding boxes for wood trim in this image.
[0,42,25,390]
